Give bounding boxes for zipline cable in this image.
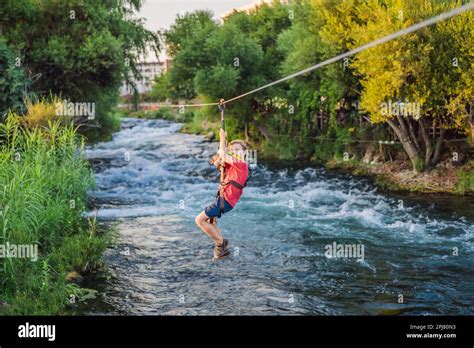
[149,2,473,108]
[151,102,219,107]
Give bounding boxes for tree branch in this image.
[431,127,446,166]
[419,118,433,164]
[407,117,422,154]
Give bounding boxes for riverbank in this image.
[325,157,474,196]
[0,115,112,315]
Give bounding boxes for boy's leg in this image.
[195,211,224,245]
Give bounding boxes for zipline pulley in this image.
[218,98,225,131]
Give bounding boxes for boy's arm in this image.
[218,129,238,165]
[218,128,227,161]
[216,99,237,166]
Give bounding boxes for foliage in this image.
[162,10,219,100]
[319,0,473,170]
[0,40,31,119]
[149,73,171,102]
[160,1,471,174]
[0,115,110,314]
[194,23,264,99]
[455,162,474,195]
[0,0,159,129]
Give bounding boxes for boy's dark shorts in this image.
[204,196,233,218]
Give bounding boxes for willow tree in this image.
[320,0,473,171]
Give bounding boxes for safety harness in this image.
[220,153,250,187]
[215,158,251,217]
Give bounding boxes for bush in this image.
[0,40,32,119]
[456,162,474,195]
[0,115,110,314]
[180,106,219,134]
[155,107,175,120]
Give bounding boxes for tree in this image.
[226,1,293,83]
[257,0,362,160]
[0,40,31,119]
[194,23,264,100]
[163,10,218,100]
[0,0,159,127]
[163,11,266,138]
[221,2,296,142]
[150,73,171,102]
[320,0,473,171]
[164,10,216,56]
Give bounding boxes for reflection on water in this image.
[83,118,474,315]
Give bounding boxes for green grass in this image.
[0,114,110,314]
[179,107,218,134]
[455,162,474,195]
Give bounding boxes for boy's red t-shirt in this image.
[223,161,248,207]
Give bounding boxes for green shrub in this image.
[0,114,110,314]
[155,107,175,120]
[180,106,218,134]
[455,163,474,195]
[0,40,32,119]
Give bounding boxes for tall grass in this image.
[21,96,63,128]
[455,161,474,195]
[0,114,109,314]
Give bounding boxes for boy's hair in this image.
[229,139,248,151]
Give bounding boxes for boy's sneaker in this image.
[213,239,230,261]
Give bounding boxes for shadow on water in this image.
[80,118,474,315]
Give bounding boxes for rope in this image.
[152,102,218,108]
[273,135,470,144]
[150,2,473,108]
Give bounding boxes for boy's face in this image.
[229,142,243,153]
[228,142,246,160]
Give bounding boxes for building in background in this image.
[120,61,164,96]
[221,0,290,21]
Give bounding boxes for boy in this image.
[195,128,249,260]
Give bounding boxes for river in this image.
[83,117,474,315]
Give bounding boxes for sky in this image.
[137,0,255,60]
